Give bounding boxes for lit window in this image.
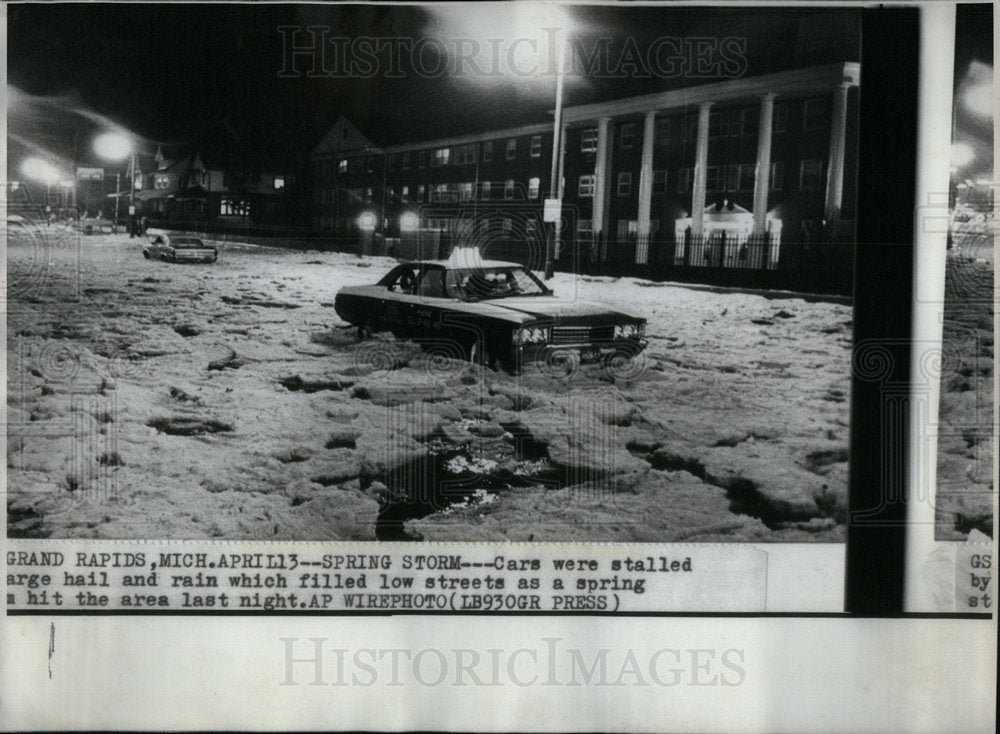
[402,185,410,201]
[577,219,593,237]
[365,187,373,203]
[434,148,450,166]
[154,175,170,190]
[504,179,515,199]
[804,98,829,131]
[460,182,474,201]
[799,159,823,190]
[578,175,595,197]
[617,172,632,196]
[502,218,513,233]
[479,181,492,199]
[417,184,425,202]
[581,128,598,153]
[528,177,540,199]
[506,139,517,160]
[338,159,347,173]
[620,123,635,149]
[273,176,285,190]
[530,135,542,157]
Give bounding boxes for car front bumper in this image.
[515,338,648,365]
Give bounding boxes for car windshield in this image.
[172,237,204,246]
[446,266,549,301]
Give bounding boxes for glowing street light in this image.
[399,211,419,232]
[358,211,377,231]
[20,157,63,185]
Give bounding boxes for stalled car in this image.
[142,231,218,263]
[335,248,647,375]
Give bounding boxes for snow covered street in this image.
[6,230,853,541]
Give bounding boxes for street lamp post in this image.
[93,132,134,236]
[544,35,568,280]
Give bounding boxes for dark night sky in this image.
[6,3,861,175]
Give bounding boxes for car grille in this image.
[550,325,614,345]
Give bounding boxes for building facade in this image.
[310,62,860,291]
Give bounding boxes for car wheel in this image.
[357,322,375,340]
[601,350,645,382]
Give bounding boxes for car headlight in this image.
[514,326,550,345]
[614,323,643,339]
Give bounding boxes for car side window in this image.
[388,266,418,294]
[417,268,446,299]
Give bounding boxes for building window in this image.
[799,159,823,190]
[525,218,538,237]
[804,98,829,130]
[338,159,348,173]
[741,108,759,137]
[528,176,540,199]
[706,166,720,192]
[154,175,170,190]
[272,176,285,190]
[773,103,787,133]
[726,164,739,192]
[652,169,667,194]
[419,151,428,168]
[365,187,373,203]
[433,148,451,166]
[455,144,477,165]
[578,175,595,197]
[220,198,250,217]
[655,118,670,145]
[677,167,692,194]
[434,183,452,202]
[530,135,542,158]
[483,141,493,162]
[739,164,755,191]
[506,139,517,160]
[402,153,410,170]
[460,182,474,201]
[502,217,513,234]
[620,123,635,149]
[581,128,598,153]
[479,181,492,199]
[769,161,784,190]
[617,172,632,196]
[577,219,593,238]
[387,186,395,201]
[402,185,410,201]
[417,184,425,202]
[367,157,375,173]
[504,179,515,199]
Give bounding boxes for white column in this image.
[592,116,614,260]
[824,82,851,224]
[592,117,611,237]
[690,102,712,237]
[635,110,657,264]
[752,93,776,235]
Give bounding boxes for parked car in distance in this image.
[143,230,218,263]
[335,247,647,375]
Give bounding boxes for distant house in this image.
[135,146,293,228]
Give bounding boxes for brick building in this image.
[310,62,860,292]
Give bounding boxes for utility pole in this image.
[544,36,566,280]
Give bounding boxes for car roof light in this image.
[448,246,484,270]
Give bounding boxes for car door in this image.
[379,264,421,334]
